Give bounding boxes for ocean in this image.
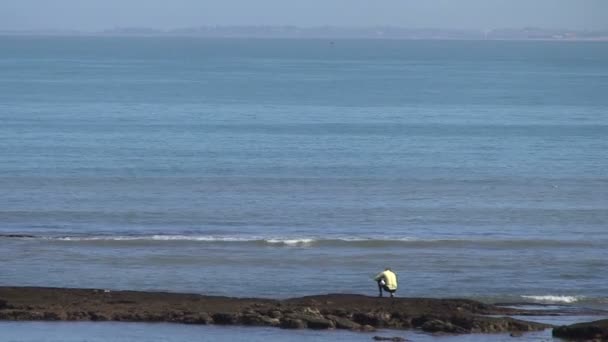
[1,36,607,340]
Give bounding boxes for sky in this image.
[1,0,607,31]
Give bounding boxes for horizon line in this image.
[1,25,608,33]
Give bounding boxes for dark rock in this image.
[353,312,390,327]
[360,325,377,332]
[331,309,348,317]
[421,319,467,334]
[107,300,136,305]
[88,311,109,321]
[373,336,407,342]
[280,318,307,329]
[475,317,550,333]
[510,331,523,337]
[112,312,134,321]
[296,315,335,329]
[181,312,212,324]
[0,310,38,320]
[212,312,238,325]
[299,307,322,316]
[142,312,165,322]
[411,315,434,328]
[43,312,63,320]
[285,310,334,329]
[166,310,184,320]
[0,287,562,334]
[241,313,280,327]
[67,311,89,320]
[326,315,361,330]
[268,310,282,319]
[395,316,413,329]
[553,319,608,340]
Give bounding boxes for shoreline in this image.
[0,286,556,334]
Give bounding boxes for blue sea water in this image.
[0,321,562,342]
[1,314,607,342]
[1,36,608,340]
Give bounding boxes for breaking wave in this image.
[521,295,585,304]
[0,233,602,248]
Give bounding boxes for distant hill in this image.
[2,26,608,41]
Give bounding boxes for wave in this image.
[48,235,413,247]
[521,295,585,304]
[1,233,602,248]
[50,235,322,246]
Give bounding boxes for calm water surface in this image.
[1,38,607,323]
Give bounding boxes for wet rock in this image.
[285,310,331,328]
[0,287,561,334]
[372,337,408,342]
[353,312,390,327]
[421,319,467,334]
[0,310,40,320]
[43,311,63,320]
[67,311,89,320]
[292,314,335,329]
[300,307,322,316]
[411,315,433,328]
[88,311,109,321]
[360,324,377,332]
[241,313,280,327]
[268,310,282,319]
[331,309,348,317]
[212,312,238,325]
[0,310,39,320]
[394,316,413,329]
[166,310,184,321]
[509,331,523,337]
[181,312,212,324]
[326,315,361,330]
[280,318,307,329]
[111,312,133,321]
[141,312,165,322]
[107,300,136,305]
[553,319,608,340]
[475,317,549,333]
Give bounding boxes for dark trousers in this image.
[377,280,396,297]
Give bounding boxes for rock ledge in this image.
[0,287,552,335]
[553,319,608,340]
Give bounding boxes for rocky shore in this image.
[553,319,608,340]
[0,287,552,335]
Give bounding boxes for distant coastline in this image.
[2,26,608,41]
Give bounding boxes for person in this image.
[374,267,398,297]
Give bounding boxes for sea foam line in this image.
[521,295,585,304]
[51,235,410,243]
[2,234,601,248]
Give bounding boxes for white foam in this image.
[49,235,417,245]
[54,235,253,242]
[150,235,251,242]
[521,295,584,304]
[265,238,315,246]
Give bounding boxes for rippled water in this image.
[1,38,607,312]
[0,321,578,342]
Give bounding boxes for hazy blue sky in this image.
[2,0,607,31]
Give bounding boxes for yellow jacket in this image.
[374,270,398,290]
